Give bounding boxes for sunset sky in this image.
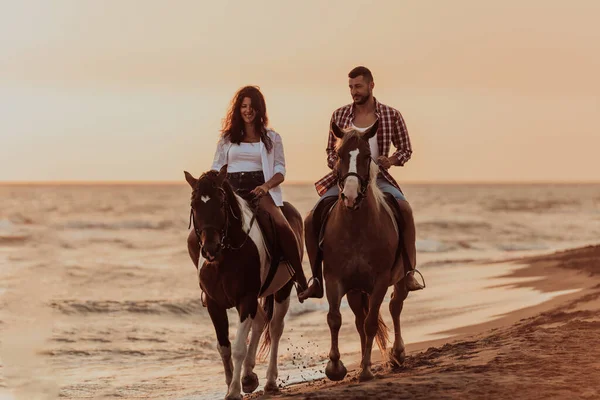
[1,0,599,183]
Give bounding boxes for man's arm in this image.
[389,110,412,166]
[326,114,338,170]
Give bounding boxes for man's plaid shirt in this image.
[314,98,412,196]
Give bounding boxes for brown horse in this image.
[307,120,410,382]
[184,166,304,400]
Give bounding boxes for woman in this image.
[188,85,309,298]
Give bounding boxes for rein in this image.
[188,184,258,255]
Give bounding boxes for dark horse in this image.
[184,166,304,400]
[307,121,410,382]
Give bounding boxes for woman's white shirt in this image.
[211,130,286,206]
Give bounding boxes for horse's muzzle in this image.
[341,192,363,211]
[200,230,222,261]
[201,243,221,261]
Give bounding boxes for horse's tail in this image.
[361,292,389,359]
[376,312,390,359]
[257,294,274,360]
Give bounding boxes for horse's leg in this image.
[206,298,233,388]
[264,280,293,394]
[241,305,265,394]
[389,282,409,367]
[359,283,388,382]
[325,282,347,381]
[226,298,256,400]
[346,290,367,358]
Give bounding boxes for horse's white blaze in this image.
[227,317,253,398]
[343,148,360,203]
[348,148,359,173]
[200,195,210,203]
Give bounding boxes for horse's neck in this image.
[223,191,246,237]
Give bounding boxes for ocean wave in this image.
[416,239,455,253]
[0,220,30,244]
[418,220,492,232]
[87,237,136,248]
[420,258,479,268]
[486,198,579,213]
[7,213,34,225]
[42,346,215,361]
[49,299,204,315]
[57,220,176,231]
[496,243,550,252]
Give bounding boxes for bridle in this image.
[188,181,256,255]
[337,157,372,208]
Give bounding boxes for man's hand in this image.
[377,156,394,170]
[250,184,270,198]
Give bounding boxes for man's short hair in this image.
[348,66,373,82]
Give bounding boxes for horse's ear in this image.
[331,122,345,139]
[363,119,379,140]
[184,171,197,188]
[216,164,228,185]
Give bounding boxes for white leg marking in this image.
[218,344,233,386]
[243,307,266,378]
[266,296,290,387]
[227,317,253,398]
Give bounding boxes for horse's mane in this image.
[335,129,398,235]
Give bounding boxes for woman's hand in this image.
[251,183,270,198]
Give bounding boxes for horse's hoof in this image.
[224,395,242,400]
[389,348,406,368]
[242,372,259,393]
[358,368,375,382]
[325,360,347,381]
[264,381,280,394]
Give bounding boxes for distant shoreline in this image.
[1,181,599,186]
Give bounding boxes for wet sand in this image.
[250,245,600,399]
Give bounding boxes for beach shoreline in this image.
[249,245,600,399]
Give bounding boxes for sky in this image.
[1,0,599,183]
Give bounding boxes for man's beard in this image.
[353,93,370,105]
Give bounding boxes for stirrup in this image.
[406,269,426,289]
[201,290,207,307]
[307,276,321,290]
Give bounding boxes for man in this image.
[298,66,424,302]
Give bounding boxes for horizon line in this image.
[1,180,599,186]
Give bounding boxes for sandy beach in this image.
[251,245,600,399]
